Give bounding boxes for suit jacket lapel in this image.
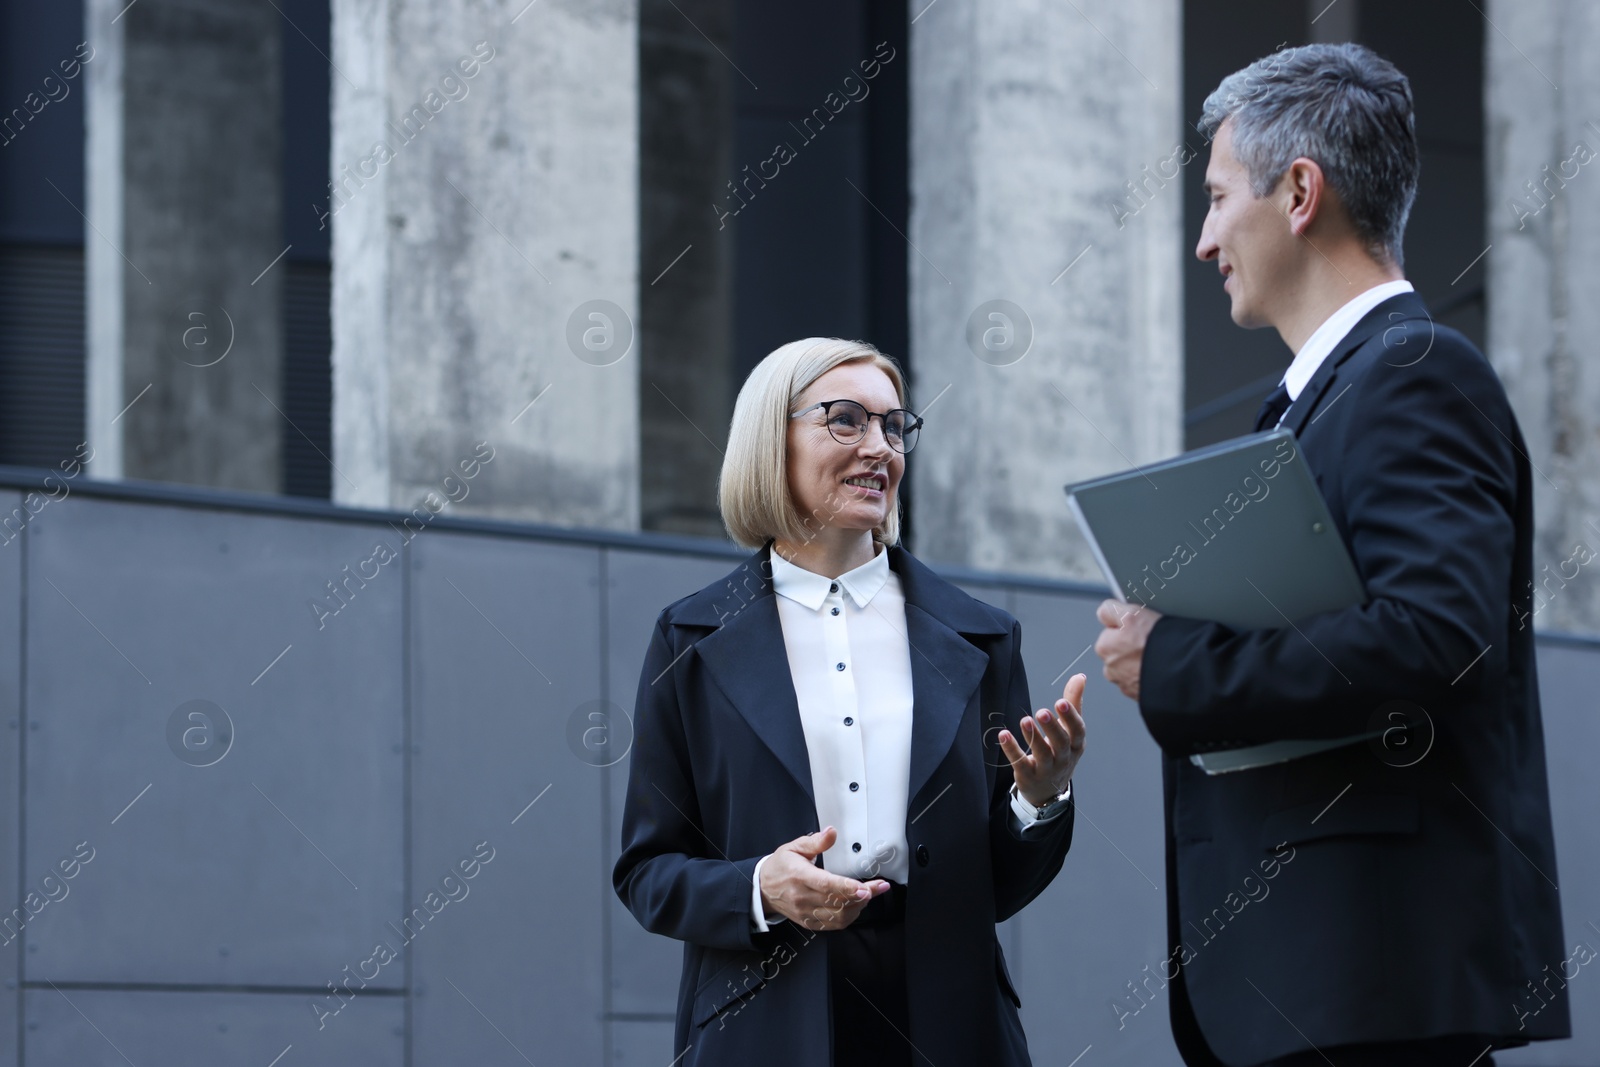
[902,600,991,807]
[1282,291,1432,435]
[890,546,1005,806]
[681,546,816,807]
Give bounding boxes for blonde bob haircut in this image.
[719,337,907,551]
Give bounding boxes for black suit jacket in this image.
[613,542,1074,1066]
[1140,292,1569,1065]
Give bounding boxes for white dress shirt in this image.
[749,542,1067,930]
[1279,279,1415,406]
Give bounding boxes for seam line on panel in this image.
[21,980,407,996]
[599,546,613,1064]
[17,519,27,1065]
[402,531,414,1067]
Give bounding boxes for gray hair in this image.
[1198,43,1419,267]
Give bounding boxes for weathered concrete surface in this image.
[1486,0,1600,636]
[908,0,1184,579]
[86,0,284,491]
[331,0,639,528]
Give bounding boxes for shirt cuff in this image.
[750,854,785,931]
[1010,781,1072,829]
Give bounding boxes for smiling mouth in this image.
[844,475,885,493]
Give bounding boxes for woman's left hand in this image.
[998,673,1087,806]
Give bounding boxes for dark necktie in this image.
[1254,381,1292,431]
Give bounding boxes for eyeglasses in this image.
[789,399,923,454]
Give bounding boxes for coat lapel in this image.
[671,542,1008,813]
[679,547,816,807]
[902,600,992,807]
[1283,291,1432,435]
[891,547,1004,806]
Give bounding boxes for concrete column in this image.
[1486,0,1600,635]
[331,0,639,529]
[86,0,283,491]
[638,0,734,539]
[909,0,1183,578]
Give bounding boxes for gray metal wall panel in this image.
[23,496,405,987]
[604,548,734,1025]
[1500,640,1600,1066]
[0,481,1591,1065]
[610,1019,675,1066]
[408,534,605,1066]
[0,494,19,1067]
[1010,588,1183,1067]
[24,988,402,1066]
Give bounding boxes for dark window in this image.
[279,0,332,499]
[639,0,910,540]
[0,0,88,468]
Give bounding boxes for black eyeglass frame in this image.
[789,399,925,454]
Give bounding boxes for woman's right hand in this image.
[758,826,891,930]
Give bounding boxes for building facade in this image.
[3,0,1594,626]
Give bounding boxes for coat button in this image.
[843,717,853,726]
[916,845,930,867]
[829,582,839,593]
[852,842,862,852]
[836,662,846,671]
[849,782,859,792]
[831,607,840,616]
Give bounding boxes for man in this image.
[1094,43,1570,1067]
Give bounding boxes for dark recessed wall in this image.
[0,0,88,469]
[639,0,910,541]
[729,1,908,384]
[279,0,333,501]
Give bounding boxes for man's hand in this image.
[1094,599,1161,701]
[999,673,1087,806]
[758,827,890,930]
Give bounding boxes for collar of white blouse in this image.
[768,541,890,611]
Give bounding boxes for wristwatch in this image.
[1012,782,1071,821]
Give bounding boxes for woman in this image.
[613,338,1086,1066]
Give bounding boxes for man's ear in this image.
[1281,156,1326,237]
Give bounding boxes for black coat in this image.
[1141,292,1570,1065]
[614,542,1075,1066]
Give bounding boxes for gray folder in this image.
[1064,427,1373,773]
